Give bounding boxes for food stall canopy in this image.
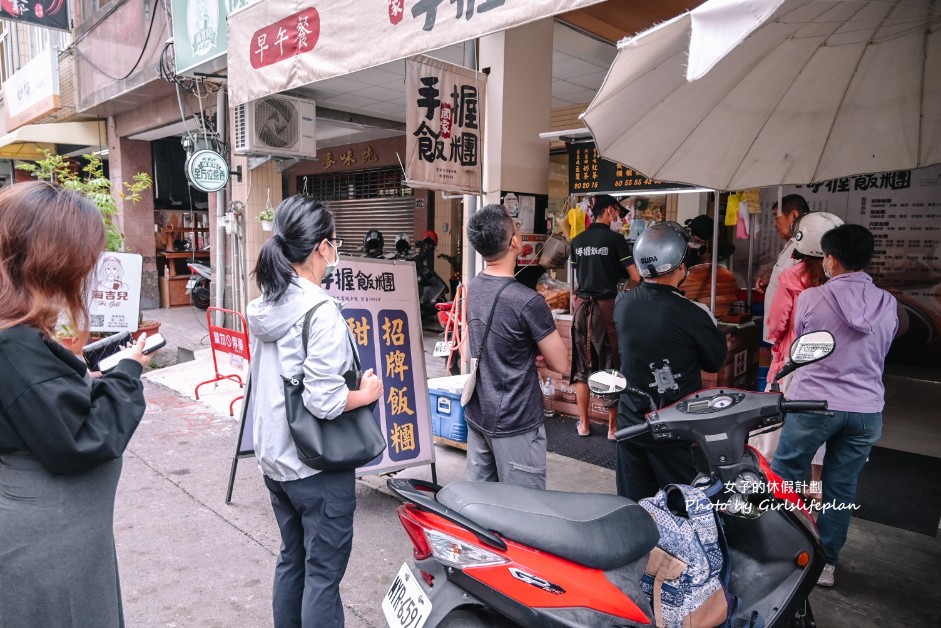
[227,0,606,106]
[0,121,106,160]
[582,0,941,191]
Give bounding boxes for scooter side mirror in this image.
[774,330,836,382]
[588,369,657,413]
[587,369,627,397]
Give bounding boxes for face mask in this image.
[823,256,832,279]
[322,240,339,278]
[610,216,624,233]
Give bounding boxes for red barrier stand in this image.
[195,307,250,415]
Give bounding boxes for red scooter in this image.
[384,331,836,628]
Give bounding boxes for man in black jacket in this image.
[614,221,728,500]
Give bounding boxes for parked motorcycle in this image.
[384,331,836,628]
[412,231,449,323]
[185,262,212,310]
[359,229,449,323]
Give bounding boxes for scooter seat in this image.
[437,482,658,570]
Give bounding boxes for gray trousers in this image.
[264,469,356,628]
[466,424,547,489]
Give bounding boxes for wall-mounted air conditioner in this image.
[233,95,316,159]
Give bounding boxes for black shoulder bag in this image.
[282,301,386,471]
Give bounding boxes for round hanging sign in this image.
[185,149,229,193]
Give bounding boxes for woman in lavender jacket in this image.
[771,224,898,589]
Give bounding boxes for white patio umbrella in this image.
[581,0,941,190]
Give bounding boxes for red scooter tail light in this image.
[397,505,433,561]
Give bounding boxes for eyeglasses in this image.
[330,238,343,248]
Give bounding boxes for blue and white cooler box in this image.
[427,374,470,443]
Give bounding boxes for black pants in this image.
[264,470,356,628]
[616,440,700,501]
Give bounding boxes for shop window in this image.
[0,23,12,85]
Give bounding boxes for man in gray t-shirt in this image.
[464,204,568,489]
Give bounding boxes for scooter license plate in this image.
[382,563,431,628]
[185,278,196,293]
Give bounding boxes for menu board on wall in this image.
[755,166,941,367]
[568,142,695,195]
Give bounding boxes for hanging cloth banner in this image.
[405,54,486,194]
[227,0,605,106]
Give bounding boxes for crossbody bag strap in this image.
[302,300,362,371]
[301,300,329,358]
[475,279,514,362]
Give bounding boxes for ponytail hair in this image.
[252,195,334,302]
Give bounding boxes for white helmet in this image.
[793,212,843,257]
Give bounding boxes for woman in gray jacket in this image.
[247,195,383,628]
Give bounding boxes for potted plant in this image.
[18,151,155,345]
[257,207,276,231]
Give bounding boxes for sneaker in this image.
[817,564,835,587]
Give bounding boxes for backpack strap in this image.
[644,547,687,628]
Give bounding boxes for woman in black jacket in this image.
[0,181,152,627]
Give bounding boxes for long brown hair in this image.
[800,256,827,288]
[0,181,106,345]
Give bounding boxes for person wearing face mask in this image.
[683,214,714,266]
[569,195,641,440]
[772,224,897,588]
[750,212,844,469]
[247,195,384,628]
[613,221,727,500]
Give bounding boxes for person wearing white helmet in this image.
[613,222,727,500]
[750,213,844,471]
[772,224,897,588]
[755,195,812,343]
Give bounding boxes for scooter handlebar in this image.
[613,423,650,442]
[781,400,829,413]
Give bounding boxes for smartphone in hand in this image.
[97,333,166,372]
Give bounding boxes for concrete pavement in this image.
[118,307,940,627]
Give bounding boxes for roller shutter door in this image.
[302,167,416,252]
[326,197,416,253]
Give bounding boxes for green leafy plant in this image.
[437,252,460,272]
[257,207,276,222]
[17,150,153,252]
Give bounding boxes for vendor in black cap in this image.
[684,214,715,266]
[569,195,640,440]
[684,214,734,266]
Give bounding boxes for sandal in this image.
[577,424,591,437]
[607,432,617,441]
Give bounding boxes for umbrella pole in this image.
[710,190,719,314]
[746,213,755,307]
